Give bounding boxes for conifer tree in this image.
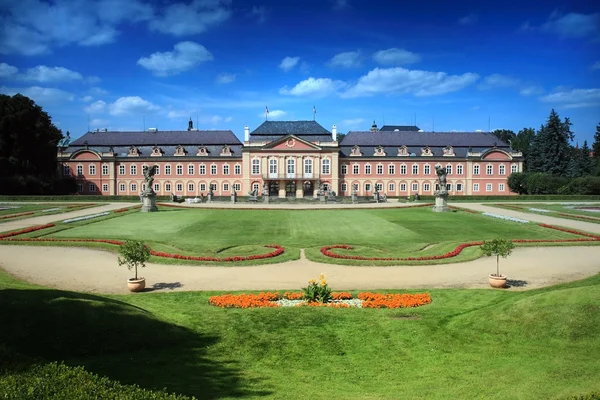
[580,140,593,176]
[528,110,573,175]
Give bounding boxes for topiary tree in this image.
[480,238,515,277]
[117,240,151,280]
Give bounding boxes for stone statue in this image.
[208,186,214,195]
[141,165,158,212]
[143,165,158,192]
[435,165,447,188]
[317,182,325,196]
[248,188,258,197]
[263,183,269,196]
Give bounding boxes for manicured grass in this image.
[39,206,595,266]
[0,270,598,399]
[0,203,98,220]
[492,203,600,224]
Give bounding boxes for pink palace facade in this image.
[57,120,523,198]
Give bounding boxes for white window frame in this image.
[400,183,407,191]
[102,164,108,175]
[165,165,171,175]
[388,164,395,175]
[486,165,493,175]
[119,183,126,192]
[102,183,109,192]
[233,183,241,191]
[341,164,348,175]
[210,164,217,175]
[234,164,241,175]
[499,165,505,175]
[365,164,371,175]
[223,164,230,175]
[511,164,518,173]
[365,183,372,192]
[89,164,96,175]
[269,159,278,177]
[473,165,480,175]
[412,165,418,175]
[176,164,183,175]
[341,183,347,192]
[499,183,505,192]
[199,164,206,175]
[131,183,137,192]
[457,183,463,192]
[89,183,96,192]
[424,165,430,175]
[130,165,137,175]
[252,159,260,175]
[223,183,229,191]
[287,158,295,176]
[400,164,407,175]
[388,183,395,191]
[456,164,463,175]
[304,159,313,177]
[165,183,172,192]
[176,183,183,192]
[411,183,418,192]
[153,183,160,192]
[375,183,383,191]
[486,183,492,192]
[188,164,194,175]
[200,183,206,191]
[473,183,479,192]
[376,164,383,175]
[119,165,125,175]
[77,165,83,176]
[321,159,330,175]
[353,164,359,175]
[188,183,194,192]
[446,165,452,175]
[423,183,430,192]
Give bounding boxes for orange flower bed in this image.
[209,292,281,308]
[281,291,353,300]
[357,292,432,309]
[283,292,303,300]
[332,292,352,300]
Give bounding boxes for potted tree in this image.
[118,240,151,292]
[480,238,515,288]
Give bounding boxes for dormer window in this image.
[421,146,432,156]
[397,145,409,156]
[151,146,163,157]
[174,145,186,156]
[128,146,140,157]
[374,145,386,156]
[197,146,208,156]
[443,145,455,156]
[220,144,232,156]
[350,145,362,156]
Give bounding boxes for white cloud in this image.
[259,109,286,119]
[592,61,600,70]
[167,110,190,119]
[519,86,544,96]
[89,87,109,96]
[149,0,232,36]
[90,118,109,128]
[0,85,74,104]
[341,118,365,128]
[250,5,268,23]
[341,67,479,98]
[279,56,300,72]
[216,73,236,84]
[81,95,94,102]
[524,12,600,38]
[372,48,420,66]
[137,41,213,76]
[478,73,520,90]
[327,51,361,68]
[0,63,18,78]
[459,14,478,25]
[0,63,99,84]
[539,88,600,108]
[84,100,107,114]
[108,96,160,116]
[279,77,346,97]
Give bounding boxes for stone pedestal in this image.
[351,193,358,204]
[263,194,270,203]
[231,192,237,203]
[140,191,158,212]
[207,193,213,203]
[319,194,326,202]
[432,190,450,212]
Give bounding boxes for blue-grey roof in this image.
[62,145,243,158]
[70,130,241,147]
[379,125,421,131]
[248,134,335,143]
[339,146,473,158]
[341,131,510,147]
[249,121,332,136]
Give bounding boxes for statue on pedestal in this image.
[141,165,158,212]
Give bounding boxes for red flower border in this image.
[0,211,35,220]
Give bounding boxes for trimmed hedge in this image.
[415,195,600,201]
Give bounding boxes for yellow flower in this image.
[319,273,325,281]
[320,279,327,286]
[309,278,316,284]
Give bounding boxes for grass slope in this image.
[1,269,599,399]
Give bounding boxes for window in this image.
[130,165,137,175]
[211,165,217,175]
[234,164,241,175]
[176,183,183,192]
[353,183,359,191]
[154,183,159,192]
[412,165,418,175]
[77,165,83,176]
[499,183,505,191]
[304,159,312,175]
[176,165,183,175]
[353,164,359,175]
[102,164,108,175]
[423,183,430,192]
[365,183,372,191]
[252,159,260,175]
[424,165,430,175]
[365,164,371,174]
[200,183,206,192]
[446,184,452,191]
[89,183,96,192]
[223,183,229,191]
[341,164,348,175]
[252,183,259,192]
[486,183,492,192]
[210,183,217,191]
[411,183,418,192]
[376,164,383,175]
[233,183,241,191]
[322,159,330,175]
[165,165,171,175]
[446,165,452,175]
[287,159,295,174]
[165,183,172,192]
[188,183,194,192]
[473,183,479,192]
[511,164,518,173]
[400,183,407,191]
[154,165,160,175]
[199,164,206,175]
[388,183,395,191]
[223,165,230,175]
[77,183,83,192]
[188,164,194,175]
[486,165,493,175]
[119,165,125,175]
[388,164,395,175]
[119,183,125,192]
[341,183,347,192]
[473,165,480,175]
[270,159,278,174]
[63,165,70,175]
[456,164,463,175]
[131,183,137,192]
[457,183,463,192]
[102,184,108,192]
[499,165,505,175]
[375,183,383,191]
[400,164,407,175]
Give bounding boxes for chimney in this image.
[244,125,249,142]
[332,124,337,141]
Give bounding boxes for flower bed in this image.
[150,244,284,262]
[114,205,142,213]
[529,208,551,213]
[556,212,600,222]
[209,291,432,309]
[482,212,529,223]
[0,224,56,239]
[42,208,62,213]
[0,212,35,220]
[63,212,110,224]
[66,203,97,208]
[494,204,524,210]
[448,206,479,214]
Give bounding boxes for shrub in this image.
[480,238,515,277]
[117,240,151,280]
[302,273,333,303]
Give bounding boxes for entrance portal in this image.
[285,181,296,197]
[269,181,279,197]
[303,181,313,197]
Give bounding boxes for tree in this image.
[579,140,593,176]
[507,172,527,194]
[336,132,346,143]
[118,240,151,280]
[491,129,516,145]
[0,94,63,179]
[480,238,515,278]
[511,127,535,171]
[592,123,600,175]
[528,109,573,175]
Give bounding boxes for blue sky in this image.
[1,0,599,144]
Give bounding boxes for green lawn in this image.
[0,203,98,220]
[491,203,600,224]
[39,206,595,266]
[0,269,598,399]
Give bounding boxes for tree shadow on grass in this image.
[0,288,272,399]
[506,279,528,288]
[148,282,184,291]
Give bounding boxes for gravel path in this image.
[0,201,599,294]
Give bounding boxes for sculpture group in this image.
[432,165,450,212]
